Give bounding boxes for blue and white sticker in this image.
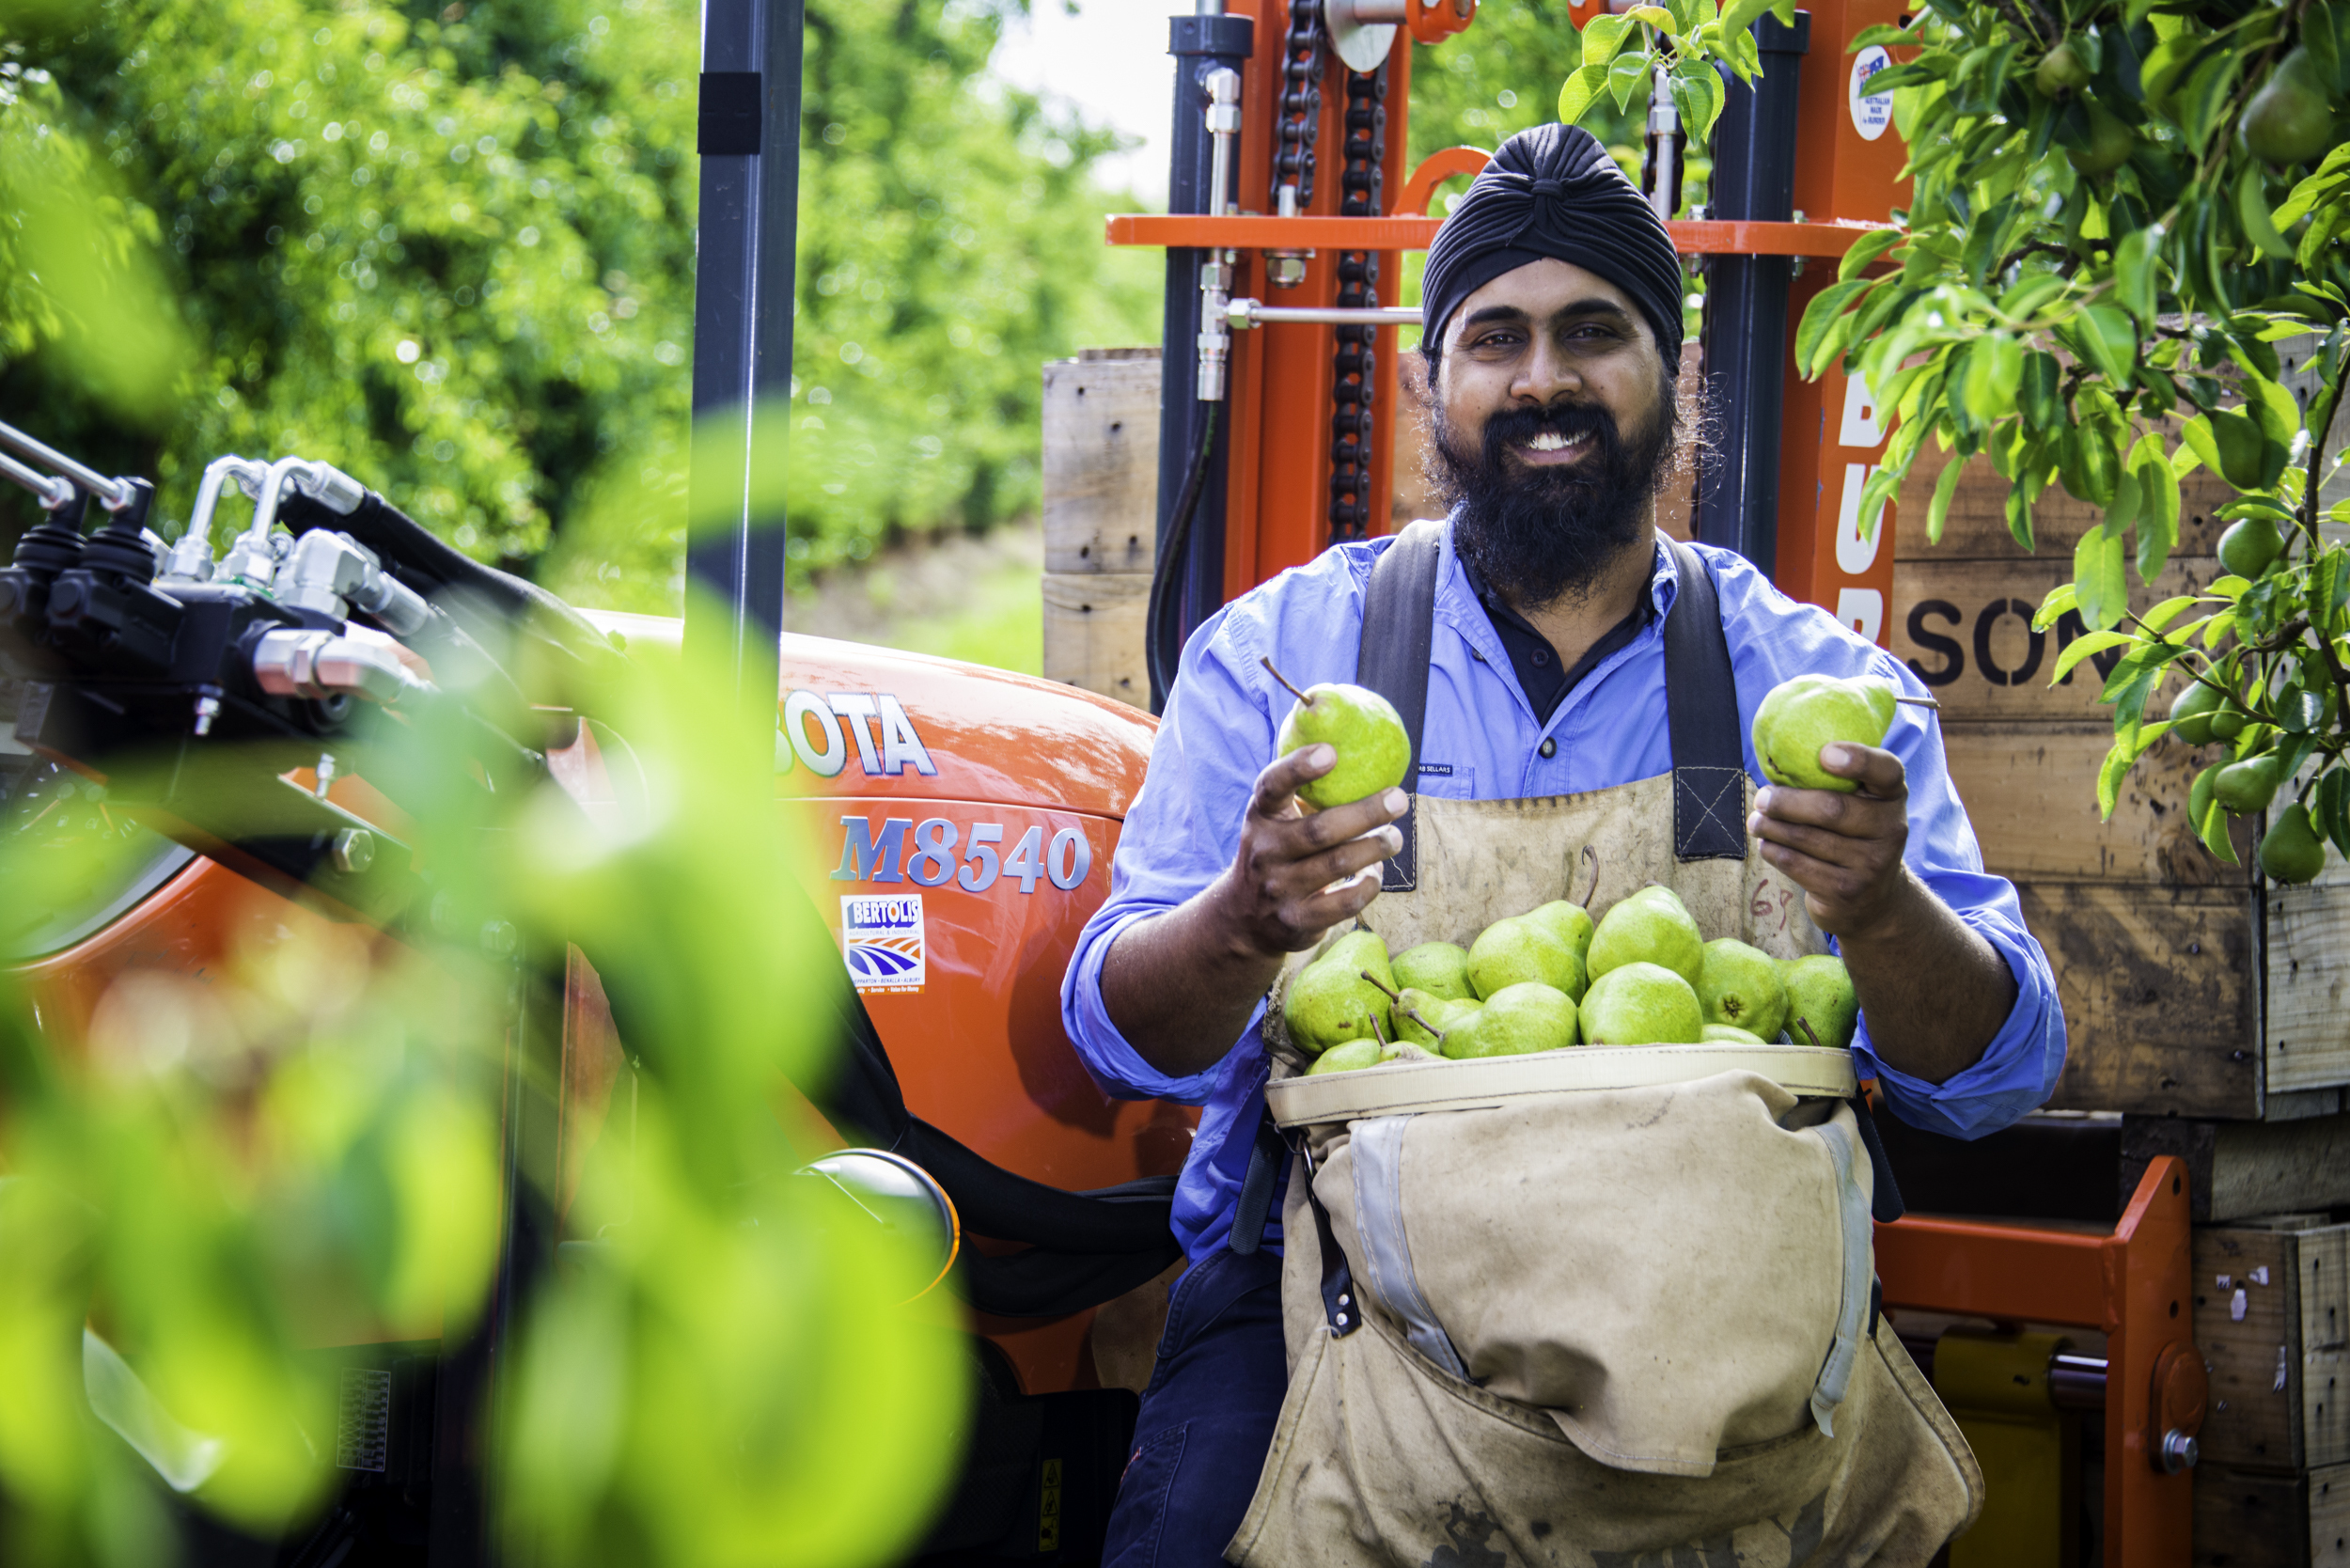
[841,893,926,991]
[1849,45,1895,141]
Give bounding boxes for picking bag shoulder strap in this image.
[1355,519,1446,890]
[1662,538,1747,862]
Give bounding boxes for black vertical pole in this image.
[1694,11,1808,572]
[1150,10,1252,712]
[686,0,805,716]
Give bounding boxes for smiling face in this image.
[1424,257,1679,610]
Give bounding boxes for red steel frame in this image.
[1876,1157,2201,1565]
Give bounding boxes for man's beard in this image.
[1428,383,1676,612]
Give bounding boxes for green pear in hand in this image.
[1586,886,1704,988]
[1264,659,1411,811]
[1782,955,1860,1051]
[1753,673,1899,793]
[1696,939,1791,1042]
[1467,916,1585,1001]
[1579,961,1705,1045]
[1443,981,1578,1058]
[1393,941,1475,1002]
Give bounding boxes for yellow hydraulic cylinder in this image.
[1935,1330,2079,1568]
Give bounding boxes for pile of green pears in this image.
[1285,886,1861,1075]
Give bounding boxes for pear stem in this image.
[1261,656,1315,708]
[1369,1012,1389,1046]
[1893,696,1940,709]
[1358,969,1443,1043]
[1794,1017,1824,1048]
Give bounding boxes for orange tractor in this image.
[2,0,2201,1563]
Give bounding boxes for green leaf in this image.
[2140,595,2201,634]
[2136,455,2181,583]
[1926,452,1966,544]
[2036,583,2079,630]
[1580,13,1634,66]
[2076,523,2130,630]
[1608,49,1653,112]
[1794,279,1871,379]
[2115,227,2159,327]
[2195,766,2243,864]
[1624,4,1679,29]
[1838,228,1904,283]
[1669,66,1725,145]
[1559,64,1609,126]
[2180,415,2225,478]
[2051,628,2136,685]
[2237,177,2296,262]
[1716,0,1784,45]
[2319,769,2350,860]
[1964,334,2024,421]
[2077,305,2139,384]
[2098,732,2137,820]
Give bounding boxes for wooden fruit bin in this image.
[1892,447,2350,1123]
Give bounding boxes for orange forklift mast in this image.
[1109,3,2202,1563]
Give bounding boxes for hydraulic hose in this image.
[1145,401,1219,713]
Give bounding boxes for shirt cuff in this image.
[1064,907,1232,1105]
[1851,909,2066,1142]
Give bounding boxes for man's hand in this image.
[1747,743,1908,934]
[1100,747,1405,1078]
[1209,746,1409,960]
[1747,739,2014,1085]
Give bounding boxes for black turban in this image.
[1419,123,1684,368]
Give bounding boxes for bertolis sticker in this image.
[841,893,926,991]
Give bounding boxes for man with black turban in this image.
[1061,123,2062,1568]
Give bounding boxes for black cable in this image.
[1146,400,1219,713]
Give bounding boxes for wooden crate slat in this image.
[1890,556,2229,724]
[1041,572,1150,711]
[1943,725,2251,887]
[1041,352,1161,577]
[2268,886,2350,1098]
[2025,884,2258,1118]
[2199,1228,2310,1471]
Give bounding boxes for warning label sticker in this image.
[841,893,926,991]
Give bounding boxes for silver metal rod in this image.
[0,420,130,508]
[0,449,77,510]
[1228,299,1423,329]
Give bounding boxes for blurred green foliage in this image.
[0,625,968,1564]
[0,0,1157,606]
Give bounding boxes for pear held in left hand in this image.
[1752,673,1899,793]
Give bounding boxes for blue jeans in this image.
[1101,1248,1289,1568]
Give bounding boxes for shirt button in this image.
[1539,738,1557,759]
[1531,649,1551,666]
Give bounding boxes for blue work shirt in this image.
[1059,524,2066,1264]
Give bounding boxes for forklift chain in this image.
[1327,60,1387,542]
[1272,0,1322,211]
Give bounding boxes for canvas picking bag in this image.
[1221,531,1981,1566]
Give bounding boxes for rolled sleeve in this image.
[1851,901,2066,1140]
[1058,558,1345,1106]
